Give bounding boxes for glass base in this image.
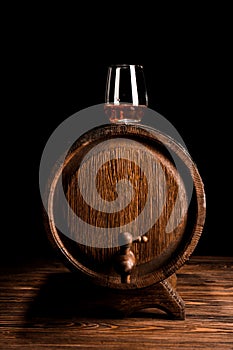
[112,119,142,124]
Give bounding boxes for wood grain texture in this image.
[0,256,232,349]
[44,124,206,291]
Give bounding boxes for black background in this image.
[2,11,231,265]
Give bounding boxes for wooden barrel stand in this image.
[44,123,206,319]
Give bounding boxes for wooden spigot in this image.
[114,232,136,284]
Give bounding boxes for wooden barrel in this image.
[43,123,206,290]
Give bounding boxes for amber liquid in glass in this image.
[104,104,147,124]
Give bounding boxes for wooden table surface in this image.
[0,256,232,349]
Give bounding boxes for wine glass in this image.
[104,64,148,123]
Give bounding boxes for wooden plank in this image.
[0,256,232,349]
